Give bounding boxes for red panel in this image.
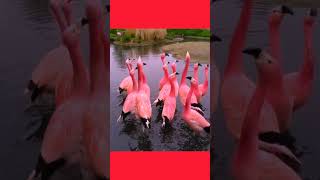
[110,0,210,28]
[111,151,210,180]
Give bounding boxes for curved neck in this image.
[138,64,144,91]
[269,18,282,64]
[88,17,105,94]
[194,67,199,82]
[66,43,88,95]
[164,67,169,80]
[184,83,194,112]
[204,68,209,89]
[181,58,190,85]
[300,21,315,82]
[238,81,266,159]
[169,77,175,96]
[131,73,138,91]
[225,0,253,75]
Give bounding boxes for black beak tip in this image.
[198,63,202,67]
[282,5,294,15]
[175,72,180,75]
[135,67,138,70]
[242,48,262,59]
[176,60,179,63]
[143,62,147,66]
[186,76,192,80]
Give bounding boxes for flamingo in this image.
[136,57,152,129]
[284,9,317,111]
[82,0,109,178]
[221,0,279,140]
[159,53,169,89]
[25,8,88,104]
[118,68,138,121]
[232,48,301,180]
[179,52,203,112]
[170,62,179,96]
[198,64,209,97]
[153,63,171,106]
[27,0,90,179]
[182,77,210,134]
[118,59,133,94]
[192,63,203,103]
[161,72,177,127]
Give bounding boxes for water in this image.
[0,0,107,179]
[110,44,211,151]
[213,0,320,179]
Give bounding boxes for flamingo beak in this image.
[143,62,147,66]
[175,72,180,75]
[243,48,262,59]
[281,5,294,15]
[186,76,192,80]
[176,60,179,63]
[198,63,202,67]
[211,33,222,42]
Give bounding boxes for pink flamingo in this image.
[170,62,179,96]
[182,77,210,134]
[136,57,152,129]
[161,73,178,127]
[118,59,133,94]
[27,0,90,179]
[179,52,203,112]
[153,63,171,106]
[118,68,138,121]
[284,9,317,111]
[191,63,204,103]
[221,0,279,139]
[138,57,151,98]
[232,48,301,180]
[25,6,88,104]
[82,1,109,178]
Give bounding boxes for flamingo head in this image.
[160,53,166,64]
[194,63,202,71]
[186,51,191,62]
[305,8,317,25]
[129,69,135,76]
[270,5,294,25]
[186,76,198,87]
[205,64,209,70]
[243,48,280,78]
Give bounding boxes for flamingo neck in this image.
[66,43,88,95]
[300,21,315,82]
[269,17,282,64]
[225,0,253,75]
[203,68,209,90]
[138,65,144,91]
[194,67,199,82]
[88,18,106,94]
[184,83,194,112]
[238,81,266,160]
[131,73,138,91]
[164,68,169,80]
[169,77,175,96]
[181,58,190,85]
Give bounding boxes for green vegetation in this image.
[166,29,210,40]
[110,29,210,46]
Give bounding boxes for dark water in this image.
[0,0,108,179]
[213,0,320,179]
[110,44,211,151]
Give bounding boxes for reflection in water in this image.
[213,0,320,179]
[111,44,210,151]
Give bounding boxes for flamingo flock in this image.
[117,52,211,134]
[218,0,317,178]
[26,0,109,179]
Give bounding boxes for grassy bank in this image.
[110,29,210,46]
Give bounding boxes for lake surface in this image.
[213,0,320,179]
[110,44,211,151]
